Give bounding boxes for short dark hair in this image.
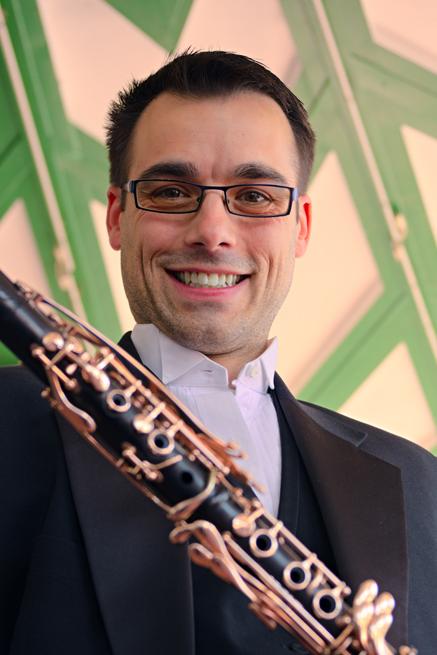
[106,50,315,191]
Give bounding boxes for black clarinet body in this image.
[0,270,415,655]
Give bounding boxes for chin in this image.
[164,321,238,354]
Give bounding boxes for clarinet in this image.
[0,270,415,655]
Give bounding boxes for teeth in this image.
[174,271,242,288]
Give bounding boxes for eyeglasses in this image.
[122,179,298,218]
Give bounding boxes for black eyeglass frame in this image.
[122,179,299,218]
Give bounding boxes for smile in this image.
[170,271,245,288]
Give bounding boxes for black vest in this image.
[192,387,337,655]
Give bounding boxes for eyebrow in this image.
[137,161,199,180]
[233,162,289,185]
[135,160,289,185]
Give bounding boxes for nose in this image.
[183,189,237,251]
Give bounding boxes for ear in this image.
[106,186,123,250]
[294,193,312,258]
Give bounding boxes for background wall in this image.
[0,0,436,451]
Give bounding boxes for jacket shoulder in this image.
[0,362,59,492]
[300,398,437,477]
[0,362,46,398]
[0,366,64,650]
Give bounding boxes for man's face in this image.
[107,91,311,358]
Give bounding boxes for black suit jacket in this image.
[1,335,437,654]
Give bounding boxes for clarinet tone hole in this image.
[312,590,341,620]
[154,434,168,449]
[107,389,131,412]
[181,471,194,485]
[283,562,311,591]
[256,535,271,551]
[147,429,175,455]
[290,567,305,584]
[249,530,277,558]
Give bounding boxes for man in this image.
[1,51,437,655]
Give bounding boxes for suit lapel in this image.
[273,375,408,647]
[58,332,195,655]
[117,331,139,360]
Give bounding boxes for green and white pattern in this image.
[0,0,435,451]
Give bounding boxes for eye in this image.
[236,188,272,204]
[137,181,199,210]
[151,185,191,199]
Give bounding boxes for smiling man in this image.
[106,82,311,382]
[2,51,437,655]
[105,58,313,525]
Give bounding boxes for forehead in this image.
[128,91,299,182]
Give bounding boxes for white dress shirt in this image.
[131,324,282,516]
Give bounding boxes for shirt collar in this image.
[236,338,277,392]
[131,323,277,392]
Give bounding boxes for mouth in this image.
[167,270,249,289]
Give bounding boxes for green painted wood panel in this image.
[107,0,193,51]
[0,39,71,363]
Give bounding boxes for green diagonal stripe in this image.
[107,0,193,51]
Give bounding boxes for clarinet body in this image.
[0,270,415,655]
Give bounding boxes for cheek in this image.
[258,224,295,282]
[123,216,171,264]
